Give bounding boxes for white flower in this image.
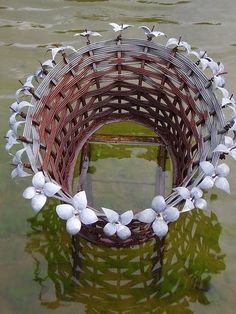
[139,26,165,40]
[9,112,25,134]
[209,61,224,76]
[217,87,235,109]
[199,161,230,194]
[109,23,133,32]
[11,147,31,178]
[102,207,133,240]
[213,136,236,160]
[10,100,33,113]
[166,37,191,53]
[74,30,102,37]
[214,75,225,88]
[136,195,180,238]
[174,186,207,212]
[56,191,98,235]
[47,46,76,60]
[5,130,19,152]
[23,172,61,212]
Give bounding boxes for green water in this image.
[72,123,173,212]
[1,0,236,313]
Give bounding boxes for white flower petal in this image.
[182,199,195,212]
[73,191,87,211]
[190,187,203,199]
[56,204,74,220]
[224,136,234,148]
[80,208,98,225]
[166,37,178,47]
[198,176,214,190]
[229,149,236,160]
[136,208,156,223]
[11,168,18,179]
[12,147,27,165]
[215,163,230,177]
[151,195,166,213]
[103,222,117,236]
[213,144,229,154]
[32,172,45,189]
[214,75,225,88]
[215,177,230,194]
[217,87,230,98]
[222,98,232,107]
[119,210,133,225]
[116,225,131,240]
[43,182,61,197]
[152,218,168,238]
[163,206,180,222]
[194,198,208,210]
[31,194,47,213]
[11,164,31,178]
[200,58,209,71]
[66,216,81,235]
[173,187,190,200]
[23,186,36,199]
[102,207,119,223]
[200,161,215,176]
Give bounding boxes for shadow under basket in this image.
[22,38,225,247]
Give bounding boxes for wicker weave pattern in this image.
[15,38,229,246]
[26,39,224,195]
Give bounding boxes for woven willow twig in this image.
[7,32,236,247]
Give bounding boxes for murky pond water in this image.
[1,0,236,313]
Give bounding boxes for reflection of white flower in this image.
[23,172,61,212]
[136,195,180,239]
[198,161,230,194]
[174,186,207,212]
[102,208,133,240]
[56,191,98,235]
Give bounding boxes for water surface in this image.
[1,0,236,313]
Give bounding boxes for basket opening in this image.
[72,121,174,213]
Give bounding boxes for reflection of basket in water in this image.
[25,200,225,312]
[8,33,235,246]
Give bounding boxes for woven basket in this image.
[8,35,235,247]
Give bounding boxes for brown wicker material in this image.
[9,36,233,247]
[29,39,224,192]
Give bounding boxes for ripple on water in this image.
[193,21,222,26]
[137,0,190,4]
[136,16,179,24]
[54,28,106,34]
[0,6,52,11]
[0,20,52,30]
[65,0,109,2]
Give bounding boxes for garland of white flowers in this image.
[6,24,236,241]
